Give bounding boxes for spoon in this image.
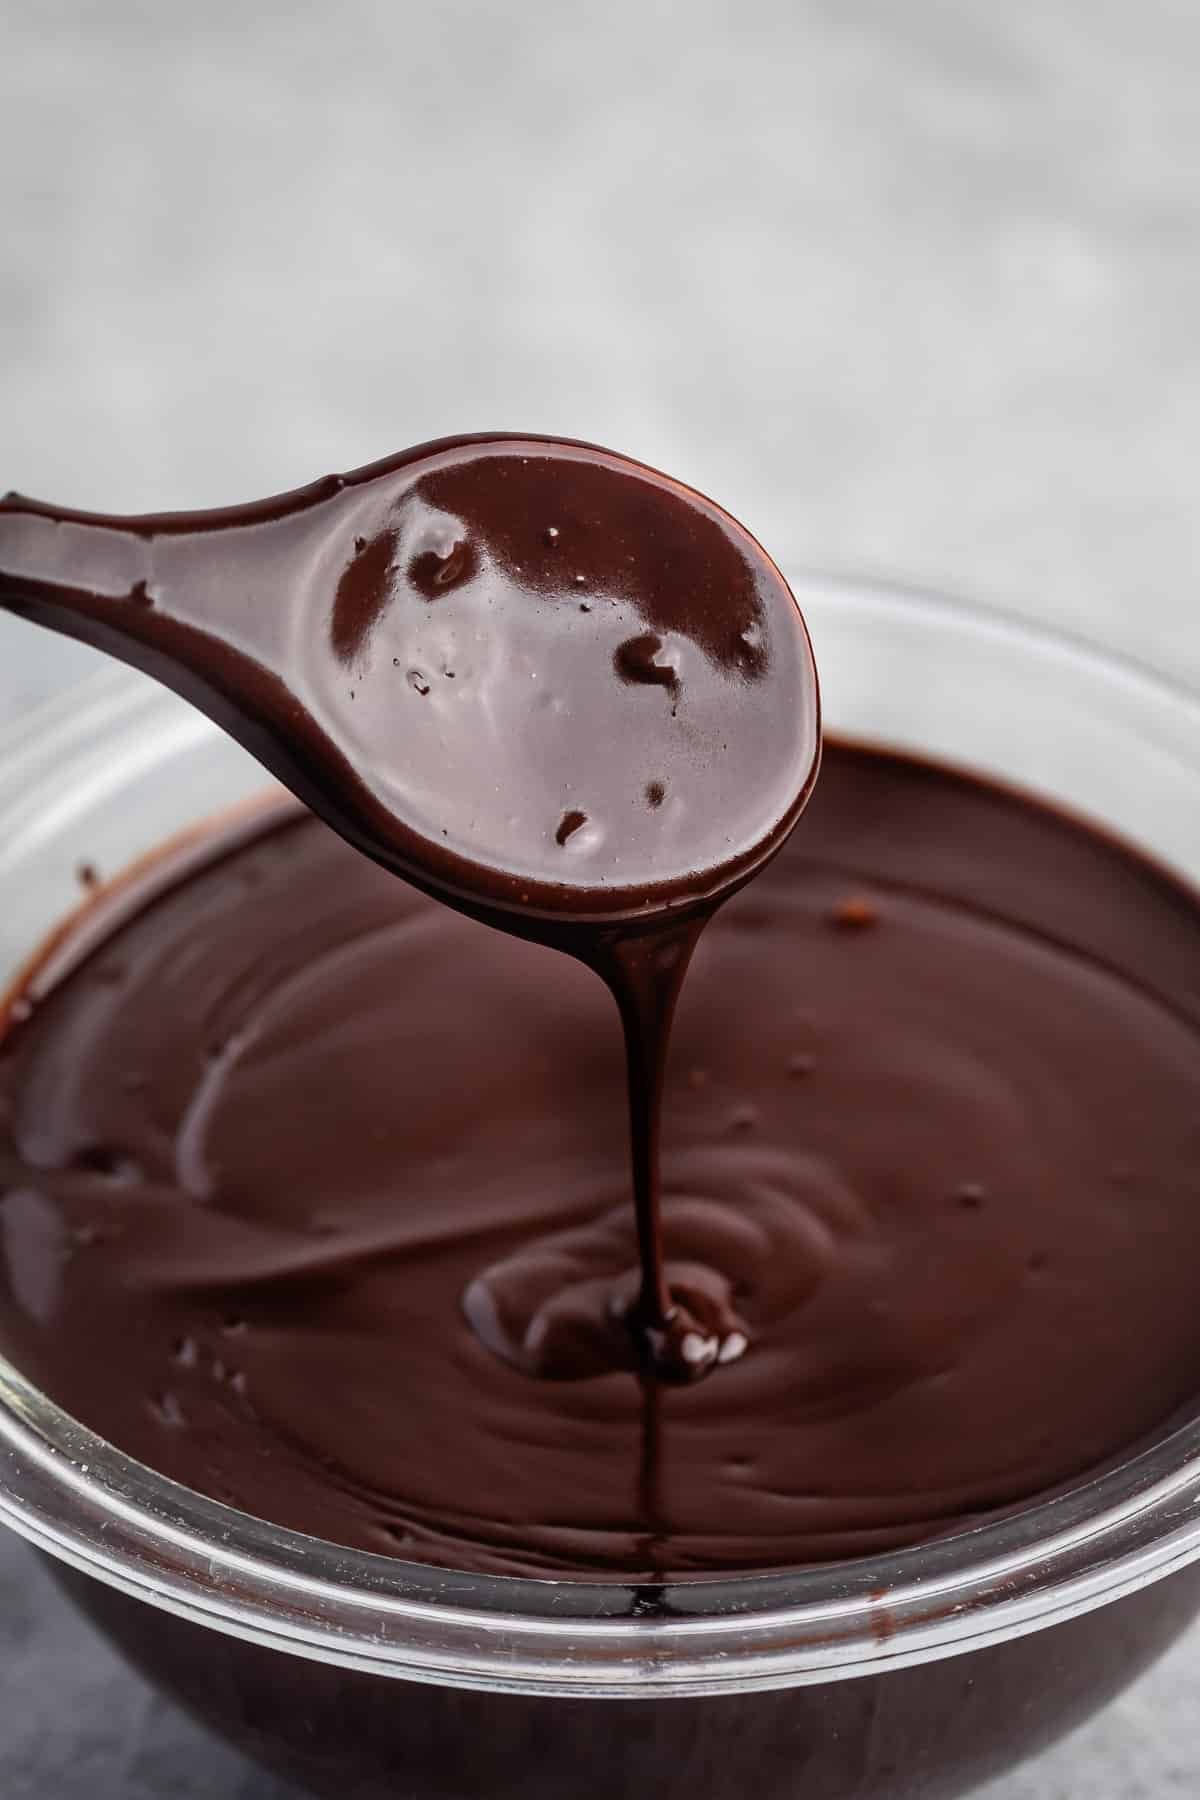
[0,433,821,1378]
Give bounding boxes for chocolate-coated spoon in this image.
[0,434,820,1377]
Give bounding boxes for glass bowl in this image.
[2,576,1200,1800]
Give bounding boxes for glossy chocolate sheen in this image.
[3,743,1200,1579]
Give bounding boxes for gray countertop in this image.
[2,2,1198,1792]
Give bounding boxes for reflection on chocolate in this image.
[4,745,1200,1578]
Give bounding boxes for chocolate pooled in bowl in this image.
[3,744,1200,1579]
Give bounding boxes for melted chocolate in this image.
[3,745,1200,1579]
[0,438,820,1377]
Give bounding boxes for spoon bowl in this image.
[0,436,820,942]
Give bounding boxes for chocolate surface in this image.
[3,743,1200,1579]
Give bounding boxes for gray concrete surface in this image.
[2,1,1198,1793]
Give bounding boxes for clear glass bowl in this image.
[2,577,1200,1799]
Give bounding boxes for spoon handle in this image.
[0,484,324,719]
[0,488,347,844]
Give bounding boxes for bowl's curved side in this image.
[47,1551,1200,1797]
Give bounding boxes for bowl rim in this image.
[3,574,1200,1698]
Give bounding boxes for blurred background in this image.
[1,2,1198,1795]
[4,0,1200,711]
